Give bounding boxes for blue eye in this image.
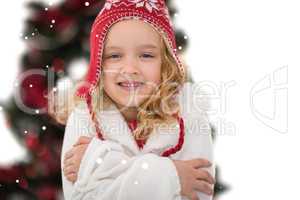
[141,53,154,58]
[106,54,121,59]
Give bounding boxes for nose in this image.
[120,56,139,75]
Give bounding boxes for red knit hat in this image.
[76,0,185,98]
[76,0,186,157]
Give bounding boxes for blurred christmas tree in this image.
[0,0,227,199]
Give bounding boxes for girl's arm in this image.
[173,110,215,200]
[63,136,92,183]
[62,103,182,200]
[70,137,182,200]
[173,82,216,200]
[61,102,96,200]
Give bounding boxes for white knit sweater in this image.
[61,82,215,200]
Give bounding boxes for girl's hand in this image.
[172,159,215,200]
[63,136,92,183]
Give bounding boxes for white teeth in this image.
[119,83,142,87]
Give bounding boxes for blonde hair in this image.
[49,38,186,142]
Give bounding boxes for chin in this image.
[116,95,149,108]
[105,85,152,108]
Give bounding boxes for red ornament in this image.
[20,74,47,109]
[19,178,29,189]
[25,134,40,151]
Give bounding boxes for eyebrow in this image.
[104,46,122,51]
[105,44,159,50]
[137,44,159,49]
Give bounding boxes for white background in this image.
[0,0,299,199]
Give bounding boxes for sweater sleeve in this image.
[61,102,96,200]
[174,82,215,200]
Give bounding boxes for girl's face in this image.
[102,19,162,109]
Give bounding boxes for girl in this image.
[61,0,215,200]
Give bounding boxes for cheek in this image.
[142,61,162,85]
[102,71,117,92]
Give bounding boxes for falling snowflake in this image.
[104,0,121,10]
[129,0,159,13]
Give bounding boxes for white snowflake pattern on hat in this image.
[129,0,159,13]
[104,0,121,10]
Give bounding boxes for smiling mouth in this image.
[117,82,144,91]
